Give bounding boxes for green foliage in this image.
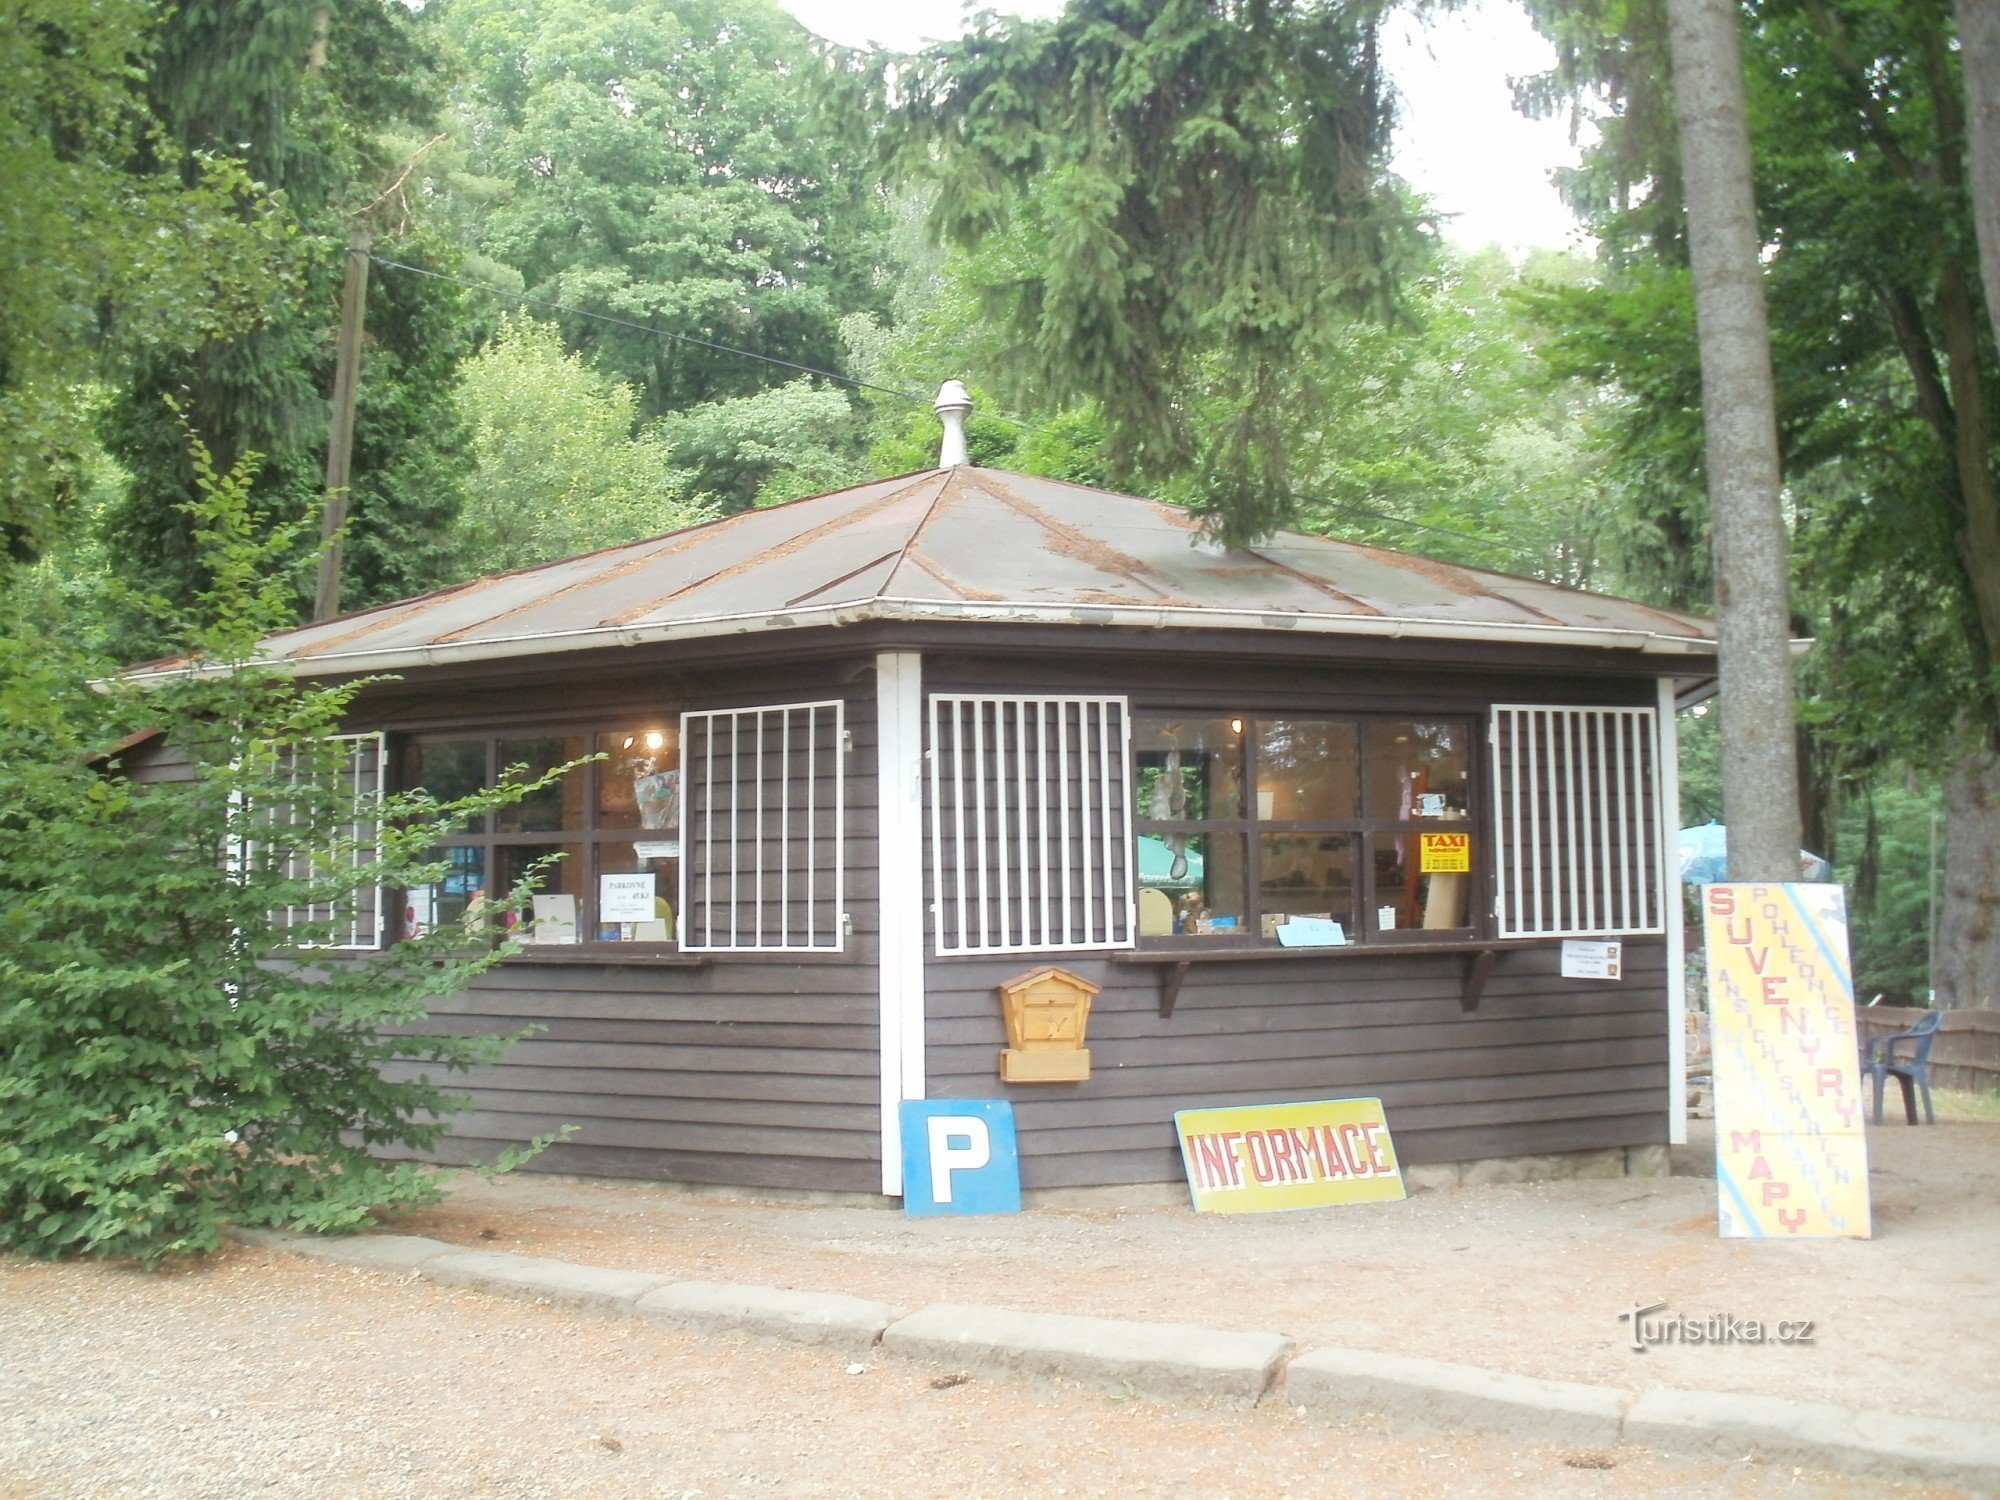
[1518,259,1712,608]
[886,0,1429,541]
[437,0,891,418]
[1520,0,1996,745]
[0,434,553,1266]
[0,0,289,565]
[450,315,705,574]
[1518,0,1995,980]
[98,1,476,655]
[1832,775,1944,1005]
[653,381,873,514]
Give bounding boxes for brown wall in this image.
[918,647,1670,1189]
[927,943,1668,1188]
[358,651,887,1191]
[112,627,1679,1194]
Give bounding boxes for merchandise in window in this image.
[398,725,680,947]
[1132,714,1473,945]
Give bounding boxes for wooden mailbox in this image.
[998,966,1099,1083]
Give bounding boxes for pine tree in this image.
[99,0,474,655]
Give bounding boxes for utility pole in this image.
[314,225,371,622]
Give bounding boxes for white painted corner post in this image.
[1659,677,1689,1146]
[875,652,928,1194]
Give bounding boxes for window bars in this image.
[1489,705,1665,938]
[929,695,1134,955]
[261,731,386,950]
[679,700,845,952]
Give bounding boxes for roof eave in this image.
[119,597,1719,685]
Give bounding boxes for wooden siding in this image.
[926,943,1669,1187]
[359,655,885,1191]
[921,649,1671,1190]
[114,735,197,785]
[108,626,1681,1195]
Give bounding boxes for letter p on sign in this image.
[899,1099,1021,1216]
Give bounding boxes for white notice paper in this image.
[600,873,658,924]
[1561,939,1623,980]
[529,893,578,944]
[1276,918,1348,948]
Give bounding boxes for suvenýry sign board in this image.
[1703,883,1871,1238]
[1174,1098,1406,1213]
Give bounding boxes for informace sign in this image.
[1175,1098,1406,1214]
[1703,884,1871,1238]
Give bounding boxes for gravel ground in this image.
[0,1251,1948,1500]
[385,1116,2000,1425]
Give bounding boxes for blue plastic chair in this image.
[1860,1009,1945,1125]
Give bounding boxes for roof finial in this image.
[934,380,973,468]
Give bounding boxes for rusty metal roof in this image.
[133,468,1718,680]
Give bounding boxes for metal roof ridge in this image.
[969,470,1179,602]
[601,469,949,628]
[882,465,980,602]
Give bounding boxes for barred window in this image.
[929,695,1133,955]
[1489,705,1666,938]
[263,731,386,950]
[680,701,846,953]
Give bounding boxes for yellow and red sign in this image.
[1175,1098,1406,1214]
[1704,884,1871,1239]
[1419,832,1471,873]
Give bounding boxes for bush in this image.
[0,435,553,1265]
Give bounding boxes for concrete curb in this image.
[881,1302,1291,1408]
[635,1282,896,1357]
[1625,1387,2000,1489]
[419,1250,671,1316]
[1285,1347,1628,1447]
[237,1229,2000,1489]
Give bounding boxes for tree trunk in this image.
[1939,740,2000,1009]
[1665,0,1804,882]
[1958,0,2000,355]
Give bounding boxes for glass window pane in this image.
[596,727,681,834]
[1372,837,1472,933]
[1256,720,1359,822]
[1135,832,1247,936]
[403,740,488,833]
[594,842,678,943]
[1369,722,1470,820]
[494,843,584,943]
[1134,717,1245,823]
[405,844,486,935]
[1258,833,1358,936]
[495,736,588,833]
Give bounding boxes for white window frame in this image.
[263,730,387,951]
[1489,704,1666,938]
[678,699,846,954]
[928,693,1135,956]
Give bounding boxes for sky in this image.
[776,0,1593,255]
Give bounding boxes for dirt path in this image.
[0,1252,1943,1499]
[391,1117,2000,1425]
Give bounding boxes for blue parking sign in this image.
[899,1099,1022,1216]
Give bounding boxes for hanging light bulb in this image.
[644,731,665,751]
